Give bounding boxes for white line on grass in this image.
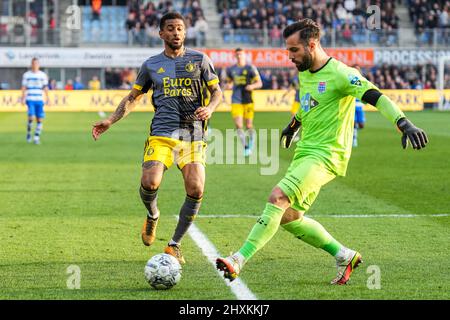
[186,212,449,299]
[187,222,257,300]
[194,213,450,219]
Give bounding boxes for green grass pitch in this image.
[0,110,449,300]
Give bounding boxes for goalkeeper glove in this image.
[280,116,301,148]
[396,117,428,150]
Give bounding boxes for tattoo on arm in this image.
[207,84,223,112]
[109,89,143,124]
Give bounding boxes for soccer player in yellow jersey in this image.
[92,12,222,264]
[225,48,263,156]
[217,19,428,284]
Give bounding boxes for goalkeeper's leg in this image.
[216,186,290,281]
[281,207,362,285]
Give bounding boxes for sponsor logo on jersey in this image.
[318,81,326,93]
[162,77,193,96]
[348,74,362,86]
[300,93,319,113]
[157,67,165,74]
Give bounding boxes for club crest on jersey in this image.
[300,93,319,113]
[317,81,326,93]
[348,74,362,86]
[185,62,196,73]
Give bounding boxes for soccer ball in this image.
[144,253,182,290]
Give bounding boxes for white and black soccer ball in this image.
[144,253,182,290]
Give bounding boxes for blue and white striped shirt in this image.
[22,71,48,102]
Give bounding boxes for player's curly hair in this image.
[159,12,186,30]
[283,18,321,45]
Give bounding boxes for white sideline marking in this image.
[186,212,449,299]
[194,213,450,219]
[187,222,257,300]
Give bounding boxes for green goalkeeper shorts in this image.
[277,155,336,212]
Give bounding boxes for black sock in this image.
[139,185,159,219]
[170,195,202,244]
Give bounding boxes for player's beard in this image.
[295,47,313,72]
[167,40,184,50]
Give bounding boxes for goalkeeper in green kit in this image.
[216,19,428,285]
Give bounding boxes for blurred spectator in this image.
[194,15,208,47]
[103,67,139,89]
[146,21,161,46]
[65,79,74,90]
[185,18,197,46]
[121,68,136,86]
[219,0,400,46]
[91,0,102,21]
[260,69,273,89]
[269,24,282,47]
[89,76,101,90]
[125,0,206,46]
[119,81,132,90]
[73,76,85,90]
[105,68,115,89]
[136,13,148,46]
[125,12,137,44]
[48,79,58,90]
[409,0,448,45]
[341,23,354,45]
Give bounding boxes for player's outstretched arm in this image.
[361,89,428,150]
[280,115,302,148]
[92,88,143,140]
[195,83,223,120]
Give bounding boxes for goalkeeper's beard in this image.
[295,49,313,72]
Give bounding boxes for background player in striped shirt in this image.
[352,65,366,147]
[21,58,49,144]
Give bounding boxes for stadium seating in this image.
[123,0,205,46]
[408,0,449,46]
[217,0,401,46]
[82,6,128,43]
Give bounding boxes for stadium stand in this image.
[82,0,206,46]
[408,0,449,46]
[82,5,128,43]
[1,0,449,91]
[217,0,401,46]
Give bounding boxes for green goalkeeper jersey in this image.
[294,57,378,176]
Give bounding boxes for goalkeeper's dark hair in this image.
[283,19,321,45]
[159,12,186,30]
